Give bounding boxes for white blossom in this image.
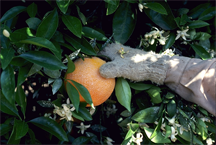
[206,138,215,145]
[170,126,178,142]
[175,28,190,40]
[104,137,115,145]
[76,122,91,134]
[132,132,143,145]
[138,3,143,12]
[3,29,10,38]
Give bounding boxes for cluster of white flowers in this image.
[53,98,75,121]
[161,49,176,56]
[127,132,143,145]
[140,27,169,48]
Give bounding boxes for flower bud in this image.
[138,3,143,12]
[3,29,10,38]
[150,38,155,45]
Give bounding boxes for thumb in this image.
[99,62,120,79]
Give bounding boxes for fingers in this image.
[99,62,120,78]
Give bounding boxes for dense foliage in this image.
[0,0,215,144]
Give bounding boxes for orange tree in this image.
[0,0,215,144]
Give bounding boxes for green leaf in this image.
[28,63,42,76]
[131,107,159,123]
[72,136,90,145]
[189,44,211,60]
[44,67,61,78]
[163,32,176,50]
[145,2,167,15]
[199,7,216,21]
[106,1,119,15]
[36,9,58,40]
[205,122,216,134]
[144,2,177,30]
[188,20,209,29]
[66,55,75,74]
[146,86,162,104]
[27,2,37,18]
[199,39,210,52]
[19,51,67,70]
[164,125,171,138]
[17,63,32,86]
[188,3,211,19]
[28,129,36,144]
[25,17,41,30]
[177,127,204,145]
[64,35,96,55]
[1,47,15,70]
[0,124,13,136]
[129,82,153,91]
[29,117,68,141]
[56,0,70,14]
[144,127,171,143]
[7,120,21,144]
[113,1,136,44]
[10,27,31,41]
[82,27,108,41]
[15,85,27,119]
[150,115,163,139]
[14,119,28,140]
[0,90,20,118]
[180,14,191,26]
[115,78,131,112]
[74,104,92,121]
[51,40,62,60]
[18,37,59,53]
[76,6,87,25]
[124,123,139,140]
[104,0,117,5]
[72,112,84,121]
[52,78,63,95]
[71,80,94,108]
[165,92,175,99]
[193,32,211,41]
[1,65,15,104]
[62,15,82,38]
[0,6,26,23]
[167,100,176,117]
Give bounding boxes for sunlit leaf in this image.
[146,86,162,104]
[29,117,68,141]
[115,78,131,112]
[128,82,153,91]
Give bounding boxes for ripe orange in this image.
[64,57,115,107]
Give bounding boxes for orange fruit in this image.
[64,57,115,107]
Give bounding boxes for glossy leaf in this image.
[198,7,216,21]
[163,32,175,50]
[113,1,136,44]
[164,125,172,138]
[106,1,119,15]
[14,119,29,140]
[10,27,30,41]
[0,91,19,118]
[190,44,211,60]
[144,127,171,143]
[115,78,131,112]
[188,20,209,29]
[167,100,176,117]
[74,104,92,121]
[71,80,94,108]
[205,122,216,134]
[28,63,42,76]
[193,32,211,41]
[165,92,175,99]
[188,3,211,19]
[1,47,15,70]
[29,117,68,141]
[145,2,167,15]
[62,15,82,38]
[144,2,177,30]
[27,2,37,17]
[82,27,108,41]
[150,114,163,139]
[65,35,96,55]
[66,55,75,74]
[1,65,15,104]
[15,85,27,119]
[56,0,70,14]
[44,68,61,78]
[146,86,162,104]
[72,136,90,145]
[19,51,67,70]
[51,40,62,60]
[131,107,159,123]
[36,9,58,40]
[0,6,26,23]
[0,124,13,136]
[17,63,32,86]
[52,78,63,95]
[19,37,59,53]
[25,17,41,30]
[129,82,153,91]
[76,6,87,25]
[124,123,139,140]
[199,39,210,51]
[177,127,204,145]
[7,121,21,144]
